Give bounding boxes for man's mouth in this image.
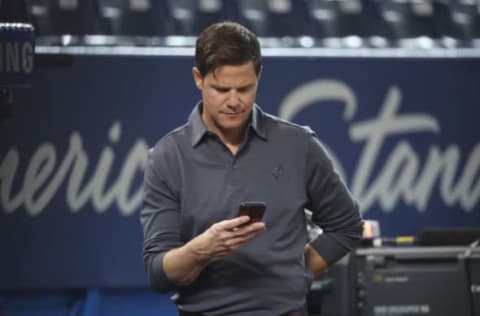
[221,112,241,116]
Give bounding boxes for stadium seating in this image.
[19,0,480,47]
[166,0,231,36]
[48,0,103,35]
[236,0,311,37]
[98,0,170,36]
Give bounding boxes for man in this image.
[141,21,363,316]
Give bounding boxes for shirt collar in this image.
[189,103,268,147]
[250,105,268,140]
[189,102,208,147]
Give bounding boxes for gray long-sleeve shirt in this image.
[141,104,363,315]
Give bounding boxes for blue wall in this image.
[0,289,177,316]
[0,53,479,313]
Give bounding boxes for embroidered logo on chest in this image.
[272,164,284,180]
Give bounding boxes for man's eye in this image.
[215,87,229,93]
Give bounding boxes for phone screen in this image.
[237,202,266,224]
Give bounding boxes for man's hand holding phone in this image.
[186,202,267,259]
[163,203,267,286]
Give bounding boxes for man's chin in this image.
[218,120,246,133]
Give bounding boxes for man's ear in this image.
[257,65,263,80]
[192,67,203,90]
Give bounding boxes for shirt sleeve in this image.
[140,142,183,293]
[304,134,364,265]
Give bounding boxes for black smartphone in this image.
[237,202,266,224]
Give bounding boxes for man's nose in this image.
[227,90,240,106]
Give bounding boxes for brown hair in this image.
[195,21,262,77]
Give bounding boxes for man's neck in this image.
[217,127,245,155]
[201,110,248,154]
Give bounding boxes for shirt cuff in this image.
[150,252,177,293]
[310,233,350,265]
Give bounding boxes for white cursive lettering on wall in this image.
[279,81,479,213]
[0,121,148,216]
[1,81,478,216]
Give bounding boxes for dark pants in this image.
[178,305,308,316]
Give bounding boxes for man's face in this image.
[193,62,260,139]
